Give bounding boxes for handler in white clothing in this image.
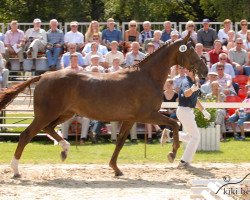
[162,69,211,168]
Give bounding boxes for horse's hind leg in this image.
[109,121,134,176]
[11,119,44,177]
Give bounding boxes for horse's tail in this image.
[0,75,42,110]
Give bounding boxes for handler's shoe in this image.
[160,128,171,146]
[177,160,190,169]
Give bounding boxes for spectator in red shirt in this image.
[208,40,229,67]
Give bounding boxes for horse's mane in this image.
[130,40,173,70]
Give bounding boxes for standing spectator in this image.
[46,19,64,71]
[64,21,84,51]
[82,33,108,56]
[161,21,173,42]
[60,43,85,68]
[243,30,250,52]
[139,21,154,44]
[85,20,102,43]
[181,20,197,44]
[124,41,145,67]
[208,40,227,66]
[228,37,247,74]
[228,91,250,140]
[237,19,248,40]
[102,18,122,49]
[104,41,124,68]
[144,30,164,51]
[210,53,235,78]
[197,19,218,52]
[218,19,232,45]
[23,18,47,70]
[0,54,9,89]
[124,20,140,42]
[4,20,25,70]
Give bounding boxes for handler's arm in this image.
[196,99,205,112]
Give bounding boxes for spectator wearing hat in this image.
[181,20,197,44]
[102,18,122,49]
[166,30,180,44]
[85,54,105,73]
[218,19,232,46]
[161,21,174,42]
[197,19,218,52]
[23,18,47,70]
[200,71,218,95]
[82,33,108,57]
[139,21,154,44]
[104,41,124,68]
[4,20,25,70]
[64,21,84,51]
[60,43,85,68]
[124,41,145,67]
[46,19,64,71]
[84,42,104,66]
[124,20,140,43]
[144,30,164,51]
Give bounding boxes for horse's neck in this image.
[140,45,176,87]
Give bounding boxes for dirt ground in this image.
[0,163,249,200]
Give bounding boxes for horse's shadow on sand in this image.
[8,166,216,189]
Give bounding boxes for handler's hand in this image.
[202,109,211,120]
[191,84,199,92]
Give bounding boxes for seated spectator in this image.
[46,19,64,71]
[124,41,145,67]
[102,18,122,49]
[82,33,108,56]
[218,19,232,46]
[228,37,247,75]
[144,30,164,51]
[64,21,84,51]
[195,43,210,68]
[64,53,84,71]
[237,19,248,40]
[0,54,9,89]
[200,71,218,96]
[166,30,179,44]
[139,21,154,45]
[205,81,227,141]
[85,54,105,73]
[243,30,250,52]
[124,20,140,42]
[216,63,236,96]
[107,57,123,72]
[210,53,235,78]
[208,40,228,67]
[228,91,250,140]
[197,19,218,52]
[243,52,250,76]
[223,30,236,53]
[161,21,173,42]
[85,20,102,43]
[60,43,85,68]
[181,20,197,44]
[23,18,47,70]
[4,20,25,70]
[145,42,155,55]
[104,41,124,68]
[84,42,105,66]
[173,66,186,93]
[0,32,4,42]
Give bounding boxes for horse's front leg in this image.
[141,112,180,162]
[109,121,134,176]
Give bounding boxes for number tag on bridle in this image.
[179,45,187,52]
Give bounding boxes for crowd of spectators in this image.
[0,17,249,143]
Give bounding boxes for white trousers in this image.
[176,106,200,163]
[29,39,46,58]
[61,116,90,139]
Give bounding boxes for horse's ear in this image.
[183,31,191,44]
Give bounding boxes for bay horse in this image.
[0,32,207,177]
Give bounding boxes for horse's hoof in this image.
[167,152,175,163]
[61,151,67,162]
[13,173,21,178]
[115,171,124,176]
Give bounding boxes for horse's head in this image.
[175,32,208,79]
